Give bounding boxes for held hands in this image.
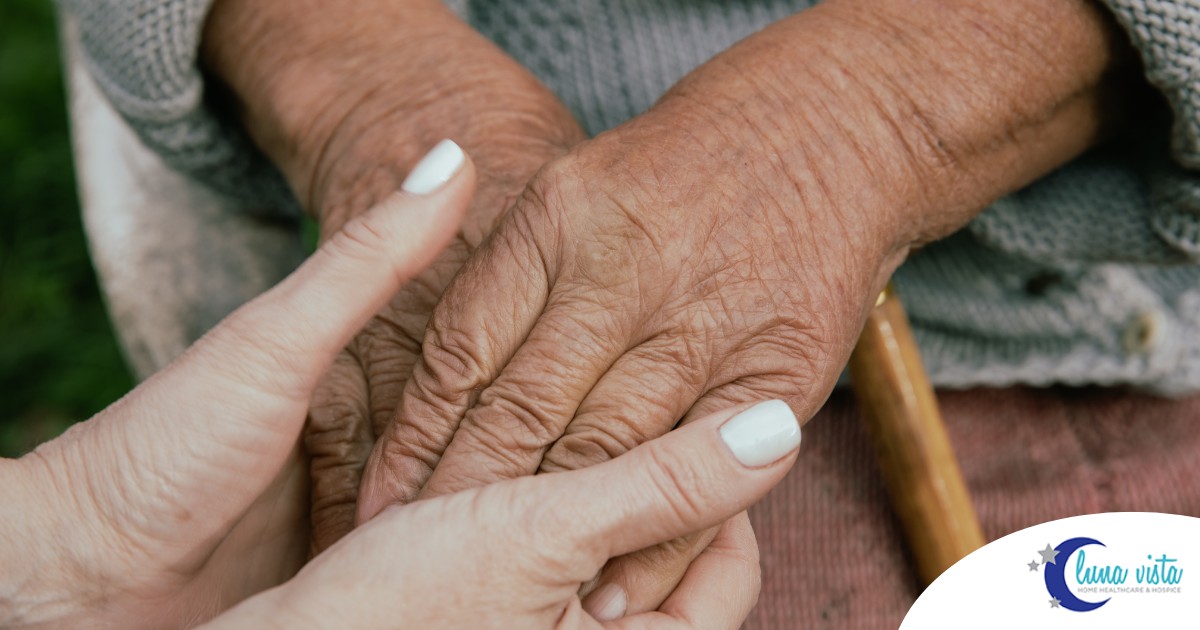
[208,400,800,629]
[357,102,894,616]
[354,0,1132,615]
[0,142,800,629]
[196,0,1130,622]
[200,0,586,552]
[201,0,715,604]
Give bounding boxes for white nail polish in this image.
[585,583,627,621]
[400,139,465,195]
[719,400,801,467]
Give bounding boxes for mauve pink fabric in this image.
[745,387,1200,628]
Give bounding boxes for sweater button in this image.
[1122,311,1165,354]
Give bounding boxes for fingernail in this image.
[583,583,627,621]
[719,400,801,467]
[400,139,465,195]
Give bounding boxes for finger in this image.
[310,235,471,550]
[539,337,706,473]
[581,526,719,617]
[581,524,723,620]
[528,339,710,614]
[581,373,816,610]
[356,200,556,519]
[580,379,812,612]
[307,348,373,555]
[207,403,790,630]
[544,399,800,567]
[416,297,633,498]
[191,144,474,402]
[601,514,761,630]
[681,376,811,426]
[357,250,470,438]
[52,140,475,548]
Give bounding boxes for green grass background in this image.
[0,0,134,456]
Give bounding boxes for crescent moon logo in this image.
[1044,537,1110,612]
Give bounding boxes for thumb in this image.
[544,400,801,573]
[49,140,475,549]
[199,401,799,630]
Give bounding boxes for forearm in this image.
[201,0,583,230]
[644,0,1135,257]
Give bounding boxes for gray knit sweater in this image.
[58,0,1200,395]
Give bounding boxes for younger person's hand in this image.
[207,401,801,630]
[0,141,473,628]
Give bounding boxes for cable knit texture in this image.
[56,0,296,213]
[57,0,1200,394]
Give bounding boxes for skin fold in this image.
[203,0,1140,620]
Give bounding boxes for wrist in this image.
[654,0,1135,255]
[201,0,583,227]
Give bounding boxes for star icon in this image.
[1038,544,1060,565]
[1050,597,1062,608]
[1028,560,1040,572]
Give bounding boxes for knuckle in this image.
[642,443,709,529]
[541,415,656,473]
[357,315,424,367]
[510,155,583,271]
[324,211,393,262]
[522,155,579,223]
[411,318,491,411]
[464,381,564,453]
[307,368,368,440]
[305,407,370,464]
[423,309,488,379]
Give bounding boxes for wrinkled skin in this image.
[203,0,744,606]
[304,113,582,551]
[211,402,799,629]
[355,99,910,612]
[204,0,1134,619]
[351,0,1134,614]
[358,121,892,505]
[200,2,586,552]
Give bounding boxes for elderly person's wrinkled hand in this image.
[201,0,585,552]
[358,0,1134,616]
[203,0,732,604]
[0,143,801,629]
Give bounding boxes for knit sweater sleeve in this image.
[57,0,470,214]
[56,0,298,213]
[1104,0,1200,256]
[967,0,1200,265]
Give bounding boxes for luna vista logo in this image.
[1027,537,1184,612]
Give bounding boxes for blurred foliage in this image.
[0,0,133,456]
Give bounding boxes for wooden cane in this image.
[847,284,986,587]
